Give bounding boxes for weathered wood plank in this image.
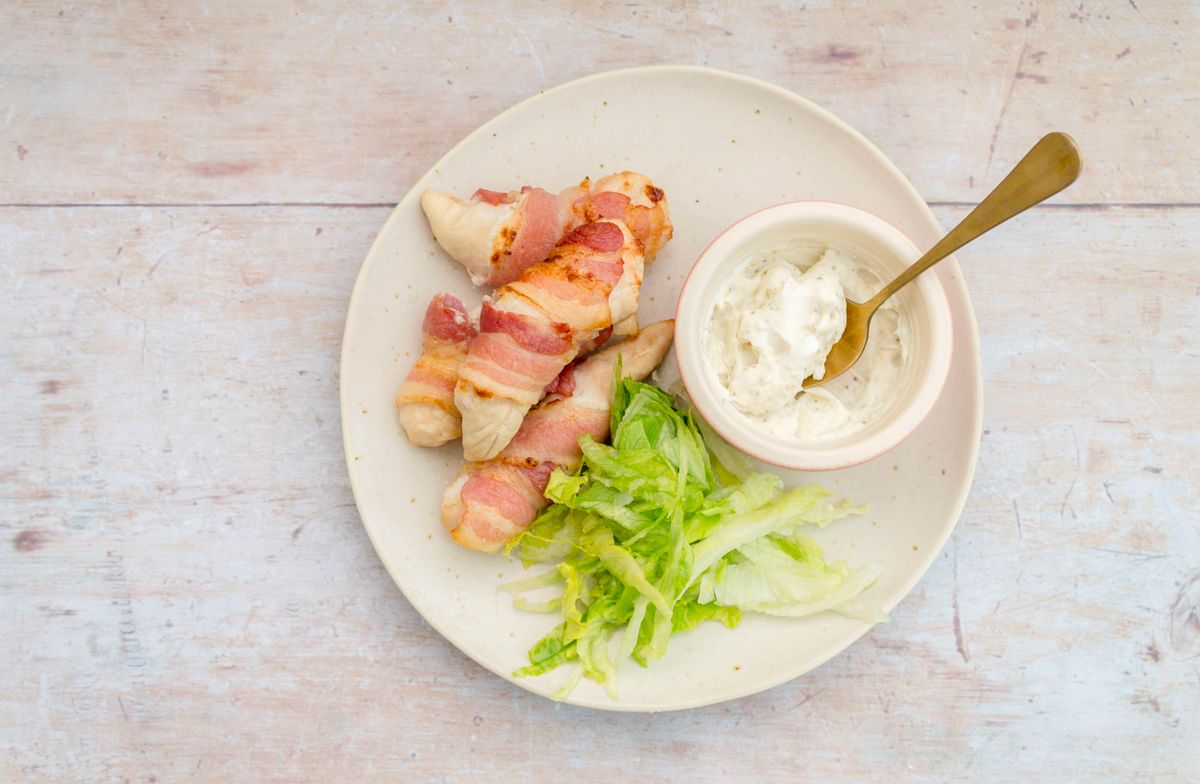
[1,0,1196,206]
[1,203,1195,781]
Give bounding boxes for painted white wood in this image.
[1,1,1196,205]
[1,1,1196,780]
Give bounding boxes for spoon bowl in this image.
[674,201,953,471]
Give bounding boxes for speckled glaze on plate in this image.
[340,66,982,712]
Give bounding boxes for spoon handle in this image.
[867,132,1082,310]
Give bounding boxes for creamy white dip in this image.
[704,245,909,442]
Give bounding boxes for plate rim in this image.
[339,64,984,713]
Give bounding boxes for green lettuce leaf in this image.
[505,377,880,698]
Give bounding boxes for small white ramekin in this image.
[674,201,954,472]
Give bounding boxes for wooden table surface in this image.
[3,2,1197,781]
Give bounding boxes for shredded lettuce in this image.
[504,374,881,698]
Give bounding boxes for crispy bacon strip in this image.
[395,293,476,447]
[420,186,562,287]
[454,219,645,462]
[421,171,673,287]
[443,321,674,552]
[560,171,673,262]
[544,325,613,398]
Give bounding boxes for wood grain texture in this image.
[1,0,1196,205]
[2,1,1197,781]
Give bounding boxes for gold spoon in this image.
[804,132,1082,388]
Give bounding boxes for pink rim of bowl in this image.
[674,201,954,472]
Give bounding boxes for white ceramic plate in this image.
[341,66,982,712]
